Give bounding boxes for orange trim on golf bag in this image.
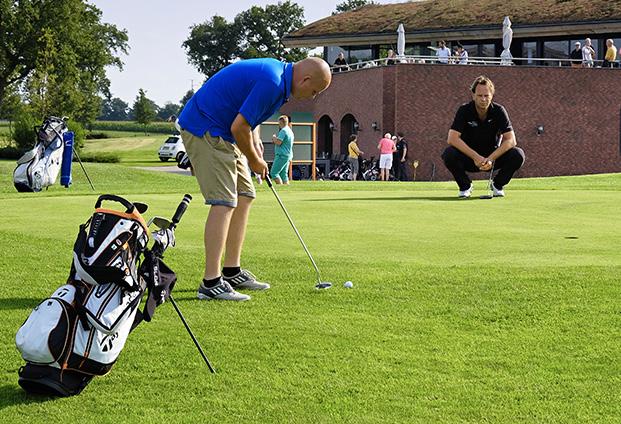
[93,208,149,235]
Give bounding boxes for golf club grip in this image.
[265,174,273,188]
[171,194,192,225]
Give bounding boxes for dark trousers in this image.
[394,160,408,181]
[441,146,525,190]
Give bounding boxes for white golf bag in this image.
[15,195,179,397]
[13,116,68,192]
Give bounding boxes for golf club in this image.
[479,160,495,199]
[264,175,332,289]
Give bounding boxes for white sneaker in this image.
[197,279,251,301]
[491,182,505,197]
[458,184,473,198]
[224,269,270,291]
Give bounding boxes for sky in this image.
[88,0,403,107]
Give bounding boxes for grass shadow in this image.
[0,298,39,311]
[0,384,55,409]
[307,196,464,202]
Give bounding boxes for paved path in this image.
[135,166,192,176]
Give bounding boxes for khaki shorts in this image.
[180,129,255,207]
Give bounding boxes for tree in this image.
[235,2,307,62]
[24,29,57,119]
[132,89,156,131]
[157,102,181,121]
[179,89,195,112]
[183,15,241,78]
[333,0,377,14]
[0,0,128,123]
[99,97,130,121]
[183,1,307,78]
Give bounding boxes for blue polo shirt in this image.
[178,59,293,143]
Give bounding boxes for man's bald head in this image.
[291,57,332,100]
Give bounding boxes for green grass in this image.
[81,133,176,167]
[0,160,620,423]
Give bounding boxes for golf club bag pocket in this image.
[17,280,142,377]
[16,284,77,365]
[72,195,149,290]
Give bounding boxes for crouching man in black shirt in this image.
[441,75,525,198]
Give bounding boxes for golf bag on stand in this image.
[13,116,68,192]
[15,193,209,397]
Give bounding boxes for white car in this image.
[158,135,185,162]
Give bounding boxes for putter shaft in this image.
[265,176,324,286]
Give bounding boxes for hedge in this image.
[89,121,177,134]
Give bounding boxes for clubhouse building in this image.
[279,0,621,180]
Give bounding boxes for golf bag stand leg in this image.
[72,146,95,190]
[169,294,216,373]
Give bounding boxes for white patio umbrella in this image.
[500,16,514,65]
[397,23,405,58]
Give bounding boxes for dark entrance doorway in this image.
[340,114,358,157]
[317,115,334,159]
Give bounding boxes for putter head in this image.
[315,281,333,289]
[479,195,493,199]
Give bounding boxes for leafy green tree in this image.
[183,1,307,78]
[235,1,307,61]
[12,111,38,149]
[183,16,241,77]
[24,29,57,119]
[179,89,195,112]
[333,0,377,14]
[0,0,128,123]
[0,87,22,139]
[132,89,156,132]
[157,102,181,121]
[99,97,130,121]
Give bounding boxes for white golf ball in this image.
[343,281,353,288]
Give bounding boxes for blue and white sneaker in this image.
[197,279,250,301]
[224,269,270,291]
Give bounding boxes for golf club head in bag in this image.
[264,175,332,289]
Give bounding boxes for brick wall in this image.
[282,64,621,181]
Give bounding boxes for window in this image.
[480,43,496,57]
[544,40,569,66]
[522,42,537,65]
[349,46,373,65]
[462,44,478,59]
[327,46,346,66]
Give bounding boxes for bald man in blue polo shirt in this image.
[178,57,331,301]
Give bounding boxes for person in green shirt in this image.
[270,115,294,184]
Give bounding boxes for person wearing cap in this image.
[570,42,583,68]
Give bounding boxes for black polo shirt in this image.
[450,101,513,157]
[570,48,582,63]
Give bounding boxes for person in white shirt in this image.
[436,40,451,64]
[455,44,468,64]
[582,38,595,67]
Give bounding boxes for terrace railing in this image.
[331,55,619,72]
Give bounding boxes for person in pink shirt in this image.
[377,132,396,181]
